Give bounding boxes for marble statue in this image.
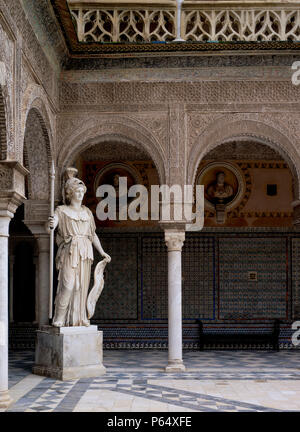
[48,168,111,327]
[207,171,234,203]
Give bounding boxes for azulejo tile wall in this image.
[92,236,138,320]
[218,237,288,320]
[12,230,292,349]
[182,237,215,320]
[94,232,292,324]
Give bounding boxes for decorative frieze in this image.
[59,81,300,108]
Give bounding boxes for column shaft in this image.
[165,230,185,372]
[0,216,13,408]
[36,237,50,327]
[168,249,183,361]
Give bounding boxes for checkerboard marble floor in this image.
[3,350,300,412]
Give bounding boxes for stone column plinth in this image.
[164,229,186,372]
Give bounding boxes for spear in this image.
[49,160,55,320]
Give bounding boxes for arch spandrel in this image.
[187,118,300,200]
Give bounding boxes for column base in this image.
[0,390,13,409]
[165,360,186,372]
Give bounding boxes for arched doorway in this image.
[185,137,298,348]
[9,105,52,344]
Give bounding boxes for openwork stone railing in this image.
[70,8,176,42]
[67,1,300,43]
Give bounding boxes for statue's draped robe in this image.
[53,205,96,326]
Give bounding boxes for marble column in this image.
[164,230,186,372]
[24,201,51,327]
[0,214,13,408]
[23,223,50,327]
[33,256,39,323]
[9,254,14,323]
[0,161,29,408]
[36,235,50,327]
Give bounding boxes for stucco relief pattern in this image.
[0,20,14,159]
[0,164,12,189]
[187,113,224,145]
[24,110,50,200]
[0,0,59,107]
[59,80,300,108]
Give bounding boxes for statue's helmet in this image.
[63,167,87,204]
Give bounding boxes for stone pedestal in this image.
[33,325,106,380]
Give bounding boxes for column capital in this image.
[0,161,29,197]
[0,161,28,219]
[0,192,26,219]
[164,230,185,252]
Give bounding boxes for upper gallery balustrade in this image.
[67,0,300,44]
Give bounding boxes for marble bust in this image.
[207,171,234,203]
[48,169,111,327]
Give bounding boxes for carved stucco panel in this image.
[0,19,14,159]
[187,112,224,150]
[0,164,12,189]
[24,109,50,200]
[125,112,169,154]
[59,80,300,106]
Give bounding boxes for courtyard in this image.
[3,350,300,412]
